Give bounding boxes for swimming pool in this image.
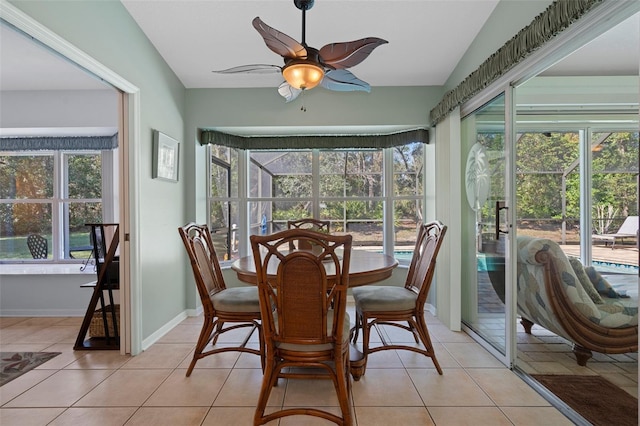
[392,250,414,262]
[395,251,638,275]
[592,260,638,275]
[476,255,637,275]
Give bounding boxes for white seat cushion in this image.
[211,286,260,312]
[352,286,417,312]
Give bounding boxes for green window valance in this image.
[429,0,604,126]
[199,128,429,150]
[0,134,118,151]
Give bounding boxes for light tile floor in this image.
[475,268,638,399]
[1,308,576,425]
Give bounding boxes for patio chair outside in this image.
[27,234,48,259]
[592,215,638,249]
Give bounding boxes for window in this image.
[318,149,383,248]
[516,131,581,240]
[208,145,239,261]
[591,131,639,234]
[0,151,105,262]
[515,130,639,243]
[208,142,426,264]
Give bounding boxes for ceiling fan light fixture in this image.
[216,2,387,102]
[282,60,324,90]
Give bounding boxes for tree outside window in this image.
[208,143,426,263]
[0,152,103,261]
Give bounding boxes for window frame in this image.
[207,143,427,266]
[0,149,110,263]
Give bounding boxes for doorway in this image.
[0,8,139,354]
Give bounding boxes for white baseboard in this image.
[141,310,188,351]
[140,307,204,350]
[426,303,436,315]
[185,306,204,317]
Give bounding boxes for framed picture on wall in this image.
[152,130,180,182]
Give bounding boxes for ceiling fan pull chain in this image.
[300,89,307,112]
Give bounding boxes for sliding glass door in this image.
[461,93,513,362]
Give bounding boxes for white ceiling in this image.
[0,2,637,93]
[120,0,501,89]
[0,24,110,91]
[540,11,639,77]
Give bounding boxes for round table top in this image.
[231,250,399,287]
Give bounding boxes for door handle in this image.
[495,201,508,240]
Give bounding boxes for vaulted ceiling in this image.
[119,0,501,89]
[1,2,638,95]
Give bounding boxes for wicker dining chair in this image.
[287,218,331,250]
[251,228,353,426]
[178,223,263,377]
[350,220,447,379]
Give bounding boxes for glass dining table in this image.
[231,249,399,287]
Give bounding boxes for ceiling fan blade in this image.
[320,69,370,92]
[252,17,307,59]
[278,82,302,102]
[212,64,282,74]
[319,37,388,69]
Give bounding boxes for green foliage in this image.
[591,132,638,218]
[272,204,310,221]
[274,175,312,198]
[345,200,383,220]
[0,153,103,237]
[68,154,101,198]
[393,143,424,195]
[516,131,638,222]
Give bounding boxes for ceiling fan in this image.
[213,0,388,104]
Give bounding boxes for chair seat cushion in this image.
[211,286,260,313]
[277,312,351,352]
[352,286,417,312]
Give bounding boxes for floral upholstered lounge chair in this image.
[516,236,637,366]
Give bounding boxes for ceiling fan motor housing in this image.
[294,0,314,11]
